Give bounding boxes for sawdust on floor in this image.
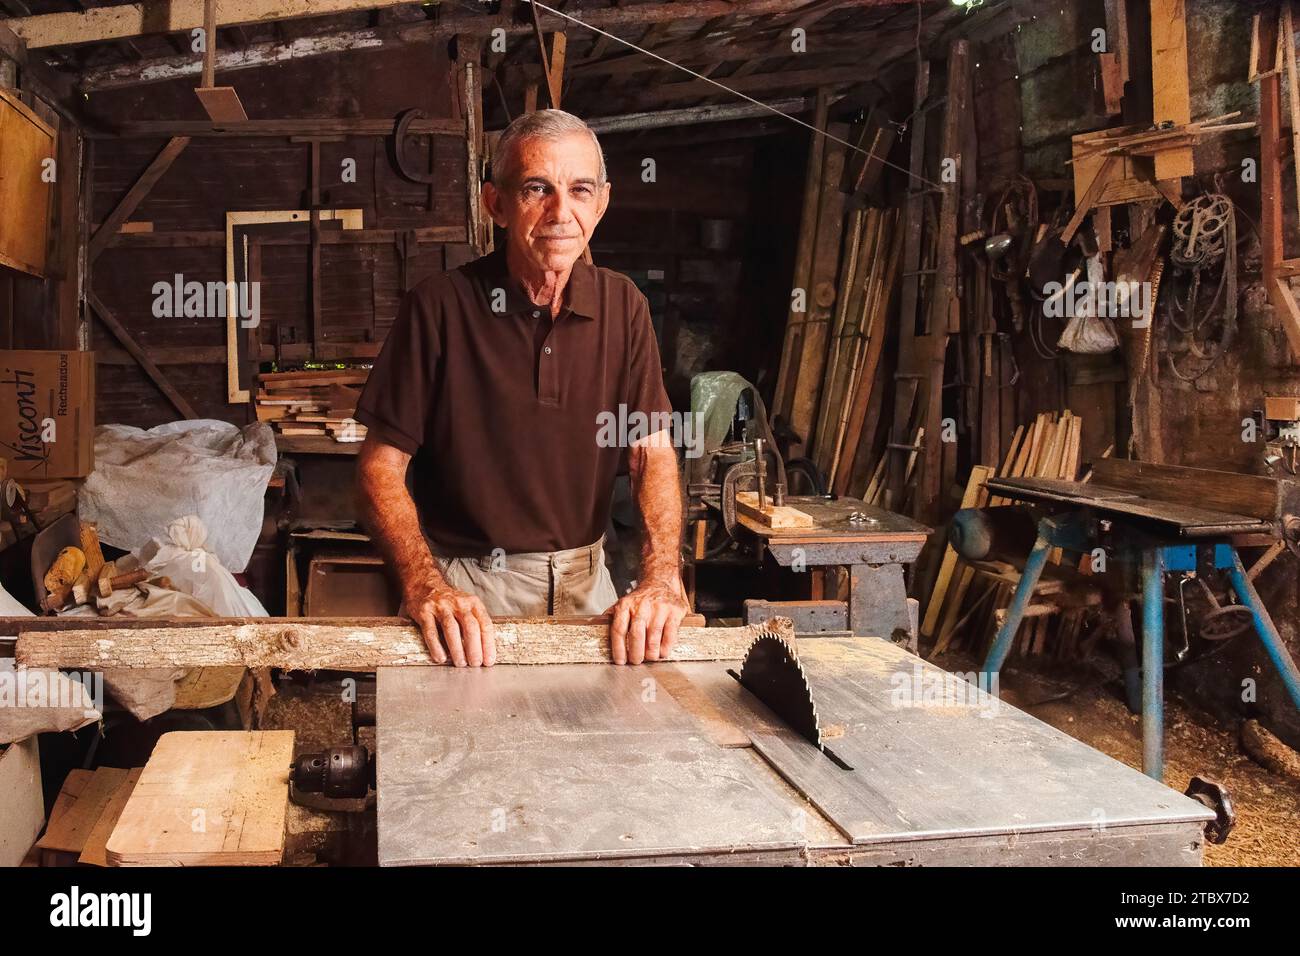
[941,655,1300,866]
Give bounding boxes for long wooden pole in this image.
[15,617,792,670]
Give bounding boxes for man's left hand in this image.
[607,577,689,664]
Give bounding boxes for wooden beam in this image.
[584,96,811,134]
[73,0,902,91]
[0,18,84,125]
[15,618,793,670]
[13,0,902,50]
[96,117,461,138]
[618,64,871,109]
[11,0,454,49]
[86,136,190,262]
[1149,0,1193,179]
[87,291,200,420]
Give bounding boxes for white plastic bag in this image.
[78,420,275,572]
[1057,254,1120,354]
[138,515,268,617]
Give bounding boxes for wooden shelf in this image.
[275,435,361,456]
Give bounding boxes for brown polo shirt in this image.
[356,249,672,556]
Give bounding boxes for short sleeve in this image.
[626,287,671,418]
[355,285,441,455]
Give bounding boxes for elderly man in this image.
[355,109,687,668]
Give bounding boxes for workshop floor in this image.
[941,655,1300,866]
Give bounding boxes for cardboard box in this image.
[0,350,94,479]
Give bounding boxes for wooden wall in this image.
[84,41,469,427]
[84,43,803,426]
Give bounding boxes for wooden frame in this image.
[225,209,363,403]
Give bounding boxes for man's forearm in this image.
[356,441,447,598]
[629,438,684,588]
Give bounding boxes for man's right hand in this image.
[406,583,497,667]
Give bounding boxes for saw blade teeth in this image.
[738,633,823,749]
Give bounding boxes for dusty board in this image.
[985,476,1273,535]
[674,639,1213,846]
[37,766,129,854]
[376,664,820,865]
[733,491,815,529]
[78,768,142,867]
[0,88,55,276]
[16,619,775,670]
[105,731,294,866]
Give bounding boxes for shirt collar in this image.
[477,248,597,321]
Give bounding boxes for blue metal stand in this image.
[980,522,1300,782]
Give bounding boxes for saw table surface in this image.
[986,476,1275,536]
[729,494,931,542]
[376,637,1212,866]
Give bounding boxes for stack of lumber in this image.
[33,765,142,867]
[0,478,80,547]
[255,369,368,444]
[21,478,78,518]
[924,411,1091,658]
[809,207,904,491]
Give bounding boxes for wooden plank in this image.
[787,121,850,446]
[833,211,903,494]
[88,291,199,420]
[773,87,830,424]
[195,86,249,122]
[884,61,930,508]
[37,766,129,854]
[78,768,143,867]
[986,477,1272,534]
[1149,0,1193,179]
[69,1,900,89]
[16,619,793,671]
[1090,458,1287,520]
[733,491,816,529]
[87,136,190,263]
[106,731,293,866]
[921,465,993,640]
[11,0,456,48]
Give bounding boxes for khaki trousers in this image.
[431,536,620,617]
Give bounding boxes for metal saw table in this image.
[376,636,1212,866]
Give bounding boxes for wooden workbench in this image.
[713,495,930,641]
[376,637,1212,866]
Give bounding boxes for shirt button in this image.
[532,310,541,318]
[544,346,552,355]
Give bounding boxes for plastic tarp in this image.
[77,420,276,573]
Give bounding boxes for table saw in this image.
[953,458,1300,782]
[375,632,1214,866]
[14,616,1217,865]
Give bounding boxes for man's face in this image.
[484,132,610,275]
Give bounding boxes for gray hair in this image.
[491,109,607,188]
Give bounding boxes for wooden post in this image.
[1149,0,1193,179]
[773,87,830,426]
[456,37,488,255]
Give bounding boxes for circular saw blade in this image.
[738,632,822,749]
